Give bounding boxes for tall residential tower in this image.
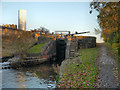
[18,10,27,30]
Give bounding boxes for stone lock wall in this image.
[65,37,78,59]
[65,36,96,59]
[39,36,96,64]
[41,40,56,59]
[78,36,96,49]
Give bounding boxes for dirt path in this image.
[96,43,119,88]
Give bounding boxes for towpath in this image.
[96,43,119,88]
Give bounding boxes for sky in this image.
[1,2,104,43]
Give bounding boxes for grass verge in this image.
[105,42,119,61]
[27,43,46,53]
[57,47,98,88]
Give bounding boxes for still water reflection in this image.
[2,63,57,88]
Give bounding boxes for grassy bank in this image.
[105,42,119,61]
[2,29,37,57]
[57,47,98,88]
[27,43,46,53]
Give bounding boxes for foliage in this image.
[57,48,98,88]
[94,28,101,35]
[27,43,46,53]
[90,1,120,43]
[112,43,119,53]
[56,75,60,83]
[52,64,60,74]
[90,1,120,62]
[32,26,49,34]
[2,29,37,56]
[105,42,119,61]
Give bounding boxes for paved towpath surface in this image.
[96,44,119,88]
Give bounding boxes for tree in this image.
[94,28,101,35]
[38,27,49,34]
[90,1,120,44]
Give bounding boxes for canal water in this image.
[1,61,57,88]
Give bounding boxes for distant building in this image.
[2,24,17,30]
[18,10,27,31]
